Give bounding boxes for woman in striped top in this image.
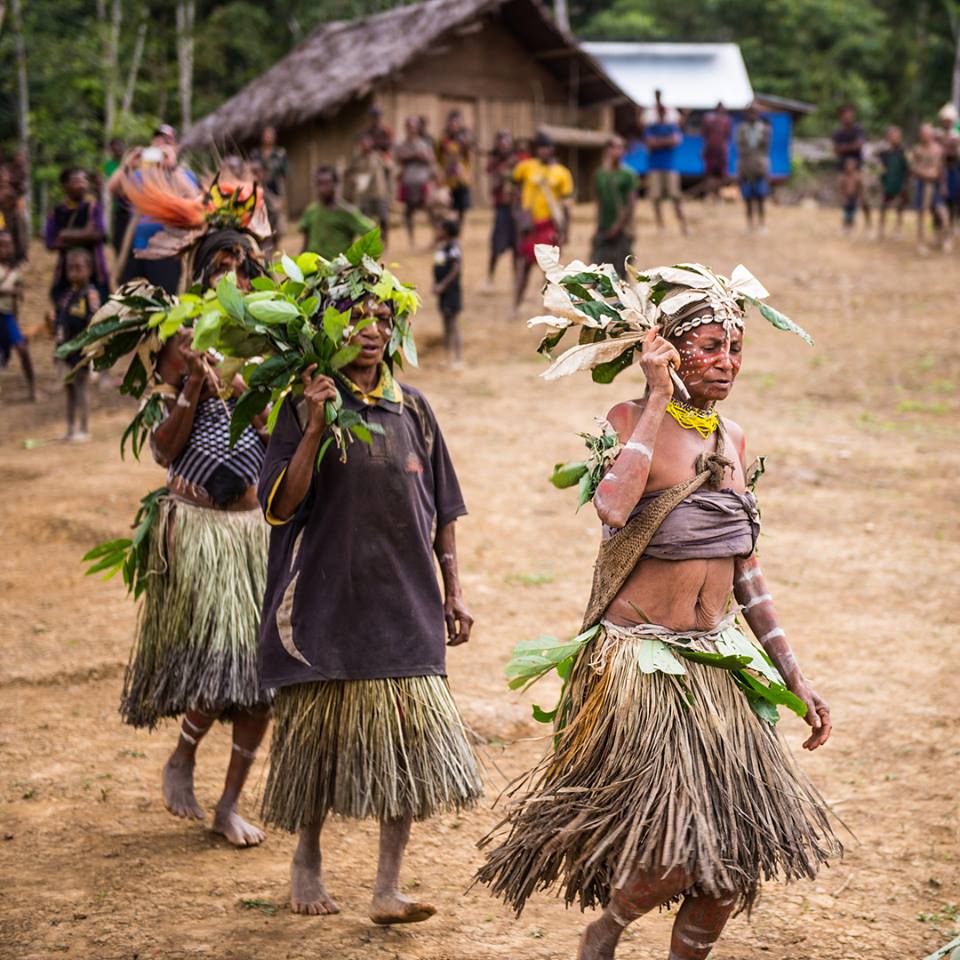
[119,227,273,848]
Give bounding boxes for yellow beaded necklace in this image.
[666,399,719,438]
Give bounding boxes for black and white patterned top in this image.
[167,396,265,497]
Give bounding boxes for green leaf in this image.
[229,388,271,446]
[402,328,419,367]
[735,670,807,719]
[592,346,635,384]
[322,306,350,345]
[191,308,226,352]
[216,273,245,321]
[300,296,320,318]
[577,470,594,508]
[280,254,304,283]
[247,353,298,389]
[345,228,384,266]
[531,703,558,724]
[250,276,276,292]
[674,648,753,670]
[315,435,334,467]
[715,627,783,685]
[745,296,814,346]
[82,538,132,561]
[350,423,373,444]
[550,461,588,489]
[296,251,321,275]
[537,328,567,357]
[330,343,362,370]
[635,638,687,675]
[266,391,287,434]
[247,299,300,324]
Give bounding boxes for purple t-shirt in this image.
[44,200,110,296]
[257,382,467,688]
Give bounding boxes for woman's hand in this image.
[789,677,832,751]
[444,592,474,646]
[301,364,338,433]
[639,325,680,399]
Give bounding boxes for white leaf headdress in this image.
[528,244,812,384]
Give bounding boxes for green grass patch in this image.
[238,898,278,916]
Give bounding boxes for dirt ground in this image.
[1,200,958,960]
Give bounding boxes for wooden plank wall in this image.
[281,15,618,213]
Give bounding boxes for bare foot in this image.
[577,916,623,960]
[290,858,340,915]
[370,891,436,925]
[212,804,265,847]
[162,754,204,820]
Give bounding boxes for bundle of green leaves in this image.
[549,420,621,509]
[528,245,812,386]
[183,228,419,462]
[81,486,168,598]
[55,280,182,459]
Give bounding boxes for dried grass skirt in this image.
[476,623,841,915]
[120,498,270,728]
[262,676,484,832]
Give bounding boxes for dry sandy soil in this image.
[1,201,958,960]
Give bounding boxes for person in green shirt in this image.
[299,165,374,259]
[591,136,637,273]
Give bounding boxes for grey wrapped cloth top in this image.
[611,488,759,560]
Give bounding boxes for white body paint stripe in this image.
[737,567,762,584]
[742,593,772,611]
[760,627,785,643]
[625,441,653,458]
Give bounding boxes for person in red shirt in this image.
[701,102,732,200]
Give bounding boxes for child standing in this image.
[433,219,463,368]
[54,247,101,441]
[878,125,909,238]
[839,156,864,234]
[0,229,36,400]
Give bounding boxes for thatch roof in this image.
[183,0,629,149]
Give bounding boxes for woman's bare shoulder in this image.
[606,398,646,439]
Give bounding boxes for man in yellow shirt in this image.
[512,131,573,313]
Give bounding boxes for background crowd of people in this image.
[2,94,960,417]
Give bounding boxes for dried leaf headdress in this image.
[529,245,813,384]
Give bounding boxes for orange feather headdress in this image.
[120,162,271,263]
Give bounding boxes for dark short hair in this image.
[66,246,93,266]
[533,130,554,148]
[440,218,460,239]
[314,165,338,183]
[60,167,86,185]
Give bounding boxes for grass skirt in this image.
[120,498,270,728]
[476,624,840,915]
[262,676,483,832]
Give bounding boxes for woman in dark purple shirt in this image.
[257,295,482,922]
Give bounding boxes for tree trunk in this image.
[950,2,960,112]
[553,0,569,33]
[103,0,122,146]
[10,0,31,221]
[122,7,147,115]
[175,0,195,134]
[0,3,7,35]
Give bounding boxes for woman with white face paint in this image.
[477,263,839,960]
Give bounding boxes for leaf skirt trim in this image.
[475,623,841,916]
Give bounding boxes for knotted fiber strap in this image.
[579,432,733,633]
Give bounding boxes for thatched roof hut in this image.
[183,0,634,212]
